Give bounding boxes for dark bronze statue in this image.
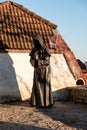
[29,34,53,108]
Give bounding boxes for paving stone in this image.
[0,101,87,130]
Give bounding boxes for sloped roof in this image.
[50,33,70,51]
[0,1,57,51]
[50,33,83,80]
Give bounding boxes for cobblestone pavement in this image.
[0,101,87,130]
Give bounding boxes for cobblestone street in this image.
[0,101,87,130]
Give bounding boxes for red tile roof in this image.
[50,33,70,50]
[50,34,83,80]
[0,1,57,51]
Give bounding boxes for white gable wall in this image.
[51,54,76,100]
[0,53,76,102]
[51,54,76,88]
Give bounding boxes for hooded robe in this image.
[29,34,53,107]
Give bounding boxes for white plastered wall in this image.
[0,53,76,101]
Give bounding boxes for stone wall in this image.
[67,86,87,103]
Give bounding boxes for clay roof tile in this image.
[0,1,57,51]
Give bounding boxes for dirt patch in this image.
[0,101,87,130]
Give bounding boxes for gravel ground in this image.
[0,101,87,130]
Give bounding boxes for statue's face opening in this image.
[33,39,42,49]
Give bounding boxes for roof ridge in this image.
[10,1,57,29]
[0,1,57,28]
[0,0,10,4]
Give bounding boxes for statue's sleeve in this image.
[29,49,38,68]
[38,56,50,68]
[29,49,35,67]
[30,57,35,67]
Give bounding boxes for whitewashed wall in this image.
[51,54,76,100]
[0,53,76,102]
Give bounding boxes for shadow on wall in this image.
[0,41,21,103]
[52,87,70,101]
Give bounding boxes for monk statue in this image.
[29,34,53,108]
